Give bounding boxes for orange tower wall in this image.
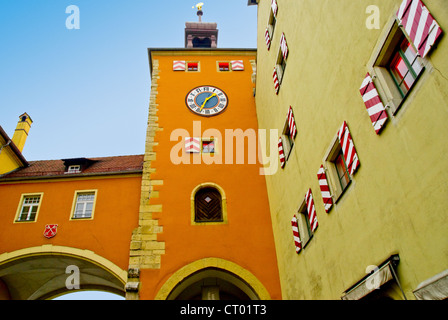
[140,51,282,299]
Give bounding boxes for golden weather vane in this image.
[192,2,204,22]
[193,2,204,11]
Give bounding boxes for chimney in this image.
[12,113,33,152]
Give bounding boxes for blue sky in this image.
[0,0,257,162]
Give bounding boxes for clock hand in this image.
[200,93,217,110]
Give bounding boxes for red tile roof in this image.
[1,155,144,179]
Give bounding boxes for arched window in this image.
[191,183,227,225]
[195,187,222,222]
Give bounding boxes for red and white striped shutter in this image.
[265,28,271,50]
[337,121,360,176]
[173,60,186,71]
[278,137,285,168]
[397,0,443,58]
[271,0,278,17]
[317,165,333,213]
[185,137,201,153]
[305,189,318,233]
[273,67,280,94]
[280,33,289,60]
[291,215,302,253]
[287,106,297,139]
[231,60,244,71]
[359,73,388,135]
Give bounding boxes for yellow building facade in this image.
[253,0,448,299]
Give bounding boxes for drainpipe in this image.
[0,140,12,155]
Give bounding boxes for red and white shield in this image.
[43,224,58,239]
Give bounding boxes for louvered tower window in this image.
[194,187,223,222]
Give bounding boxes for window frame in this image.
[70,190,98,220]
[217,61,231,72]
[14,193,44,223]
[266,5,277,45]
[281,120,294,162]
[275,49,287,85]
[367,16,427,115]
[295,200,313,249]
[67,165,81,174]
[201,138,216,154]
[323,135,353,203]
[186,61,200,72]
[388,38,423,98]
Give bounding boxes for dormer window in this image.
[67,165,81,174]
[63,158,96,174]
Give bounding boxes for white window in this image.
[72,191,96,219]
[67,165,81,173]
[16,194,43,222]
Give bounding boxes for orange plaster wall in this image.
[0,175,141,271]
[140,52,282,299]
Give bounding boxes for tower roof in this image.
[185,3,218,48]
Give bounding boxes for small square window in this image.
[16,194,42,222]
[202,139,215,153]
[187,62,199,72]
[72,191,96,219]
[218,62,230,72]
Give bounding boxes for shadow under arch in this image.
[0,245,127,300]
[155,258,271,300]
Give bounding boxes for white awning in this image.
[341,261,395,300]
[413,269,448,300]
[341,254,404,300]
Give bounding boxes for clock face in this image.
[186,86,228,117]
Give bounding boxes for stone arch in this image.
[0,245,127,300]
[155,258,271,300]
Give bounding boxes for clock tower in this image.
[126,5,282,300]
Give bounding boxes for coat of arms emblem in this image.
[43,224,58,239]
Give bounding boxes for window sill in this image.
[333,179,352,204]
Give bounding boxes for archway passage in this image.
[0,247,126,300]
[167,268,259,300]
